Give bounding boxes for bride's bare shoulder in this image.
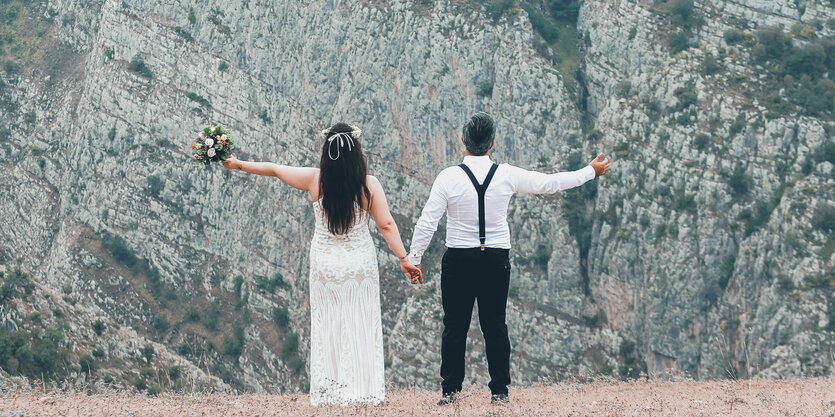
[366,175,383,189]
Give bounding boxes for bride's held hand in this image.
[400,259,423,284]
[222,155,241,170]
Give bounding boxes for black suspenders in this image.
[458,163,499,251]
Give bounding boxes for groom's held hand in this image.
[590,153,610,177]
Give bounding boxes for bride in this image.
[222,122,422,405]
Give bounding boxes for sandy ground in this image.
[1,379,834,416]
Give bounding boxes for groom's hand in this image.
[590,153,609,177]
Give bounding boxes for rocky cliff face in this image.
[0,0,832,392]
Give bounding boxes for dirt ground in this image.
[1,379,834,416]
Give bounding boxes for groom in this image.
[408,112,609,405]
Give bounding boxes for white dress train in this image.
[308,201,385,405]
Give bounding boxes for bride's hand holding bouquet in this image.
[222,155,242,170]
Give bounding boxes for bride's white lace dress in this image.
[308,200,385,405]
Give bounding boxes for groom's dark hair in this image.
[462,112,495,155]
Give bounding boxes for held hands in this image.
[590,153,610,177]
[400,258,423,284]
[222,155,242,170]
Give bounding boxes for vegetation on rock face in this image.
[699,55,723,76]
[0,1,51,72]
[561,151,598,296]
[668,30,693,55]
[271,307,290,329]
[748,26,835,117]
[92,320,106,336]
[222,325,245,358]
[0,267,34,303]
[257,108,272,124]
[127,54,153,78]
[723,28,745,45]
[812,204,835,234]
[0,325,66,379]
[474,0,584,85]
[0,269,69,381]
[665,0,703,55]
[617,339,647,380]
[673,83,698,112]
[146,175,164,198]
[727,164,752,197]
[255,273,289,292]
[186,92,210,108]
[100,231,165,296]
[668,0,703,30]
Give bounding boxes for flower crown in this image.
[322,125,362,161]
[321,125,362,139]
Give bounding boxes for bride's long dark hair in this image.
[319,122,371,235]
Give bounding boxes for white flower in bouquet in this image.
[207,148,216,157]
[205,138,214,147]
[221,134,227,140]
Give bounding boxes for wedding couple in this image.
[221,112,609,406]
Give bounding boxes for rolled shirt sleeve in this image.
[408,174,449,266]
[510,164,596,194]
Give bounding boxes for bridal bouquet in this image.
[190,125,235,165]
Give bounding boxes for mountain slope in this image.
[0,0,832,391]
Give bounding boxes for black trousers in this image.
[440,247,511,396]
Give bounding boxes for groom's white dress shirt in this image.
[408,155,596,265]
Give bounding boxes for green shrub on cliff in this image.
[669,31,692,55]
[0,267,34,303]
[485,0,516,22]
[812,204,835,233]
[724,28,745,45]
[127,54,153,78]
[255,273,288,292]
[100,232,164,296]
[281,332,299,358]
[669,0,703,30]
[727,164,752,197]
[92,319,106,336]
[523,4,559,43]
[271,306,290,330]
[750,26,835,116]
[0,325,66,379]
[548,0,581,22]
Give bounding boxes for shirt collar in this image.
[462,155,494,166]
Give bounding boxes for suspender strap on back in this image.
[458,163,499,251]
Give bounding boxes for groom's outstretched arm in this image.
[408,174,449,267]
[512,153,609,194]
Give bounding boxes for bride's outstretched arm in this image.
[367,176,423,284]
[222,155,317,192]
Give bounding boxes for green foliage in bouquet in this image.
[190,125,235,165]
